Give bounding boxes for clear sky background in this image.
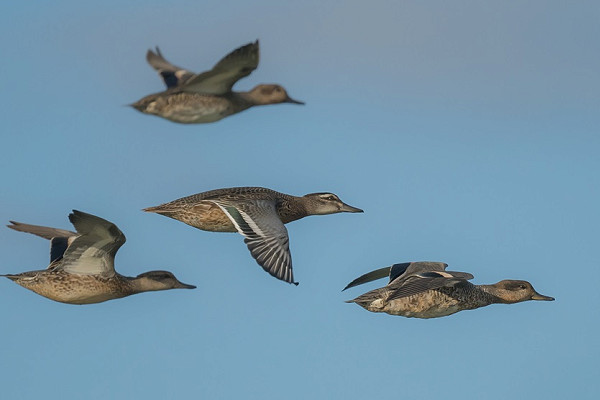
[1,1,598,399]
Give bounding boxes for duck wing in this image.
[180,40,259,95]
[146,47,196,89]
[7,221,78,264]
[56,210,126,277]
[210,198,295,285]
[386,265,474,301]
[342,262,413,291]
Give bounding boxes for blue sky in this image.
[1,1,598,398]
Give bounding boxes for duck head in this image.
[135,270,196,291]
[491,280,554,303]
[302,193,364,215]
[248,84,304,105]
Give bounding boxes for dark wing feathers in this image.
[345,261,474,301]
[342,266,392,291]
[180,40,259,95]
[386,275,460,301]
[146,47,196,88]
[7,220,77,264]
[388,262,412,283]
[342,262,417,291]
[386,269,474,301]
[402,261,449,277]
[49,237,70,263]
[216,200,296,285]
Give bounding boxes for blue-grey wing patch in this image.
[49,237,70,263]
[388,262,412,283]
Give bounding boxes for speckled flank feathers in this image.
[344,261,554,318]
[144,187,363,285]
[3,211,195,304]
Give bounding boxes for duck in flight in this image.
[144,187,363,285]
[2,210,195,304]
[131,40,304,124]
[344,261,554,318]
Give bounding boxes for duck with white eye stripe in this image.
[144,187,363,285]
[343,261,554,318]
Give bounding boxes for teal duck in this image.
[131,40,303,123]
[2,211,195,304]
[144,187,363,285]
[344,261,554,318]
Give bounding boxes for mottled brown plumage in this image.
[144,187,363,284]
[131,41,303,124]
[345,262,554,318]
[3,211,195,305]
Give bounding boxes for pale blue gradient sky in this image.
[1,1,598,399]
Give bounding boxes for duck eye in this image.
[519,284,527,290]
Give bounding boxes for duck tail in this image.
[142,205,171,214]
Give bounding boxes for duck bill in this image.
[531,292,554,301]
[340,203,364,213]
[177,281,197,289]
[285,96,305,105]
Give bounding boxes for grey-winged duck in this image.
[2,210,195,304]
[144,187,363,285]
[131,40,304,123]
[344,261,554,318]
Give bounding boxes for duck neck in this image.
[126,276,162,293]
[277,195,309,224]
[474,284,512,304]
[233,92,261,108]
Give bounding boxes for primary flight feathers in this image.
[144,187,363,285]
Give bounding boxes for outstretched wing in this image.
[146,47,196,88]
[342,262,412,291]
[210,199,295,285]
[7,221,76,240]
[181,40,259,95]
[7,221,78,264]
[342,266,391,291]
[57,210,126,277]
[343,261,473,300]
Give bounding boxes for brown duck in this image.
[131,40,303,124]
[144,187,363,285]
[344,261,554,318]
[2,211,195,304]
